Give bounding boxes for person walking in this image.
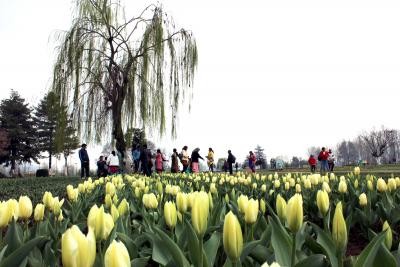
[227,150,236,175]
[106,151,120,174]
[308,154,317,173]
[171,148,180,173]
[132,145,141,173]
[140,144,152,176]
[79,144,90,179]
[155,149,167,174]
[249,151,256,173]
[191,148,204,173]
[180,146,190,173]
[206,148,215,172]
[318,147,330,174]
[328,149,335,172]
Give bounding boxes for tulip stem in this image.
[291,233,296,267]
[198,236,203,267]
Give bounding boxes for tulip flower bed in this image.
[0,168,400,267]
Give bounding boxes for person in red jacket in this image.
[308,155,317,173]
[318,147,330,174]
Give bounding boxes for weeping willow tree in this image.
[52,0,198,163]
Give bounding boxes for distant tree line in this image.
[305,126,399,166]
[0,90,79,177]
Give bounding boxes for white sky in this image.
[1,0,400,164]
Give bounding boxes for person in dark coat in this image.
[140,144,152,176]
[79,144,89,179]
[97,156,107,177]
[171,148,180,173]
[227,150,236,175]
[190,148,204,173]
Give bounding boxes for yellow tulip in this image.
[260,199,266,214]
[382,221,392,249]
[51,197,64,216]
[105,194,112,208]
[111,205,119,222]
[237,195,249,214]
[286,194,303,233]
[67,185,78,202]
[377,178,387,192]
[338,180,347,194]
[7,199,19,221]
[358,193,367,207]
[274,180,280,189]
[164,201,177,229]
[354,166,360,176]
[316,190,329,216]
[34,203,45,221]
[295,184,301,193]
[104,240,131,267]
[223,211,243,262]
[87,205,115,241]
[367,180,374,191]
[176,192,188,213]
[332,202,347,251]
[0,201,12,227]
[191,191,209,237]
[118,199,129,216]
[244,199,259,224]
[276,194,287,221]
[388,178,396,192]
[61,225,96,267]
[42,191,53,209]
[142,193,158,209]
[106,182,116,196]
[18,196,33,219]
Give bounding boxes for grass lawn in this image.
[0,176,82,203]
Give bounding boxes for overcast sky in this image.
[1,0,400,164]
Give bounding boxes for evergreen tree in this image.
[61,122,80,176]
[0,90,39,176]
[34,92,60,169]
[254,145,267,169]
[0,128,9,158]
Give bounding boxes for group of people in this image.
[79,142,268,178]
[131,145,240,176]
[308,147,335,174]
[78,144,121,179]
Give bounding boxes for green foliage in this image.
[0,90,40,174]
[51,0,198,157]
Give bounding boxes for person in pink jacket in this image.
[155,149,167,174]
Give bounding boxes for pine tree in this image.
[0,90,39,176]
[254,145,267,169]
[61,122,79,176]
[34,92,61,169]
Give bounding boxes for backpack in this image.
[178,152,183,160]
[231,155,236,164]
[317,154,322,161]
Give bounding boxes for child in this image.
[308,155,317,173]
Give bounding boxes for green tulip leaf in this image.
[268,213,292,267]
[0,246,7,263]
[204,231,221,267]
[4,220,23,256]
[152,226,190,267]
[0,236,47,267]
[310,223,338,267]
[130,256,150,267]
[240,240,262,262]
[294,254,329,267]
[355,231,396,267]
[184,219,202,266]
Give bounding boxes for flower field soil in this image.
[0,168,399,267]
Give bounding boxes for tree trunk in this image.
[64,155,68,176]
[49,151,52,170]
[112,86,126,172]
